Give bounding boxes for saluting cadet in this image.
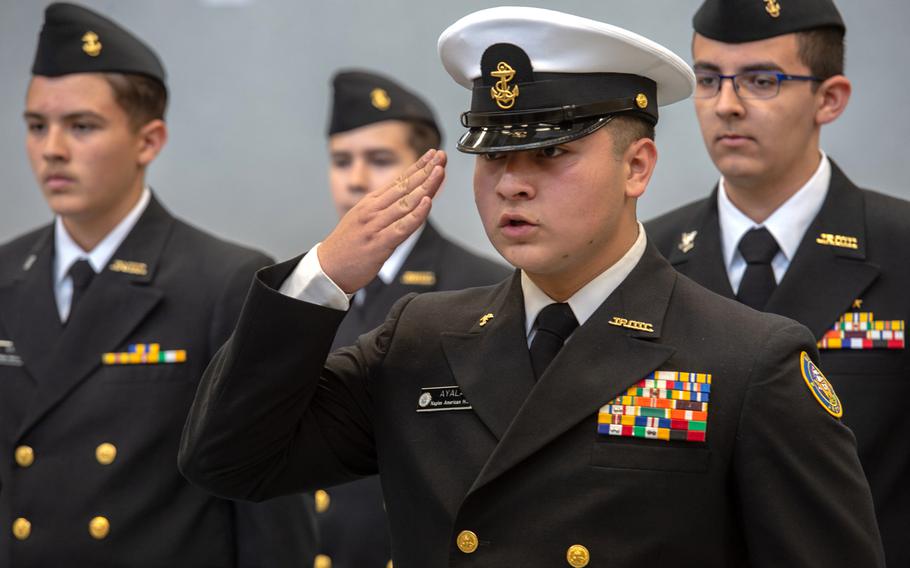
[0,3,315,567]
[180,7,884,567]
[314,70,510,568]
[645,1,910,564]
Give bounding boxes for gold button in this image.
[313,554,332,568]
[12,518,31,541]
[566,544,590,567]
[386,561,393,568]
[14,446,34,468]
[89,516,110,540]
[456,530,479,553]
[95,443,117,465]
[314,489,331,513]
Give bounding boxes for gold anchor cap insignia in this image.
[82,31,102,57]
[764,0,781,18]
[635,93,648,109]
[478,313,495,327]
[370,88,391,111]
[490,61,519,110]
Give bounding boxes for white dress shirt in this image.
[280,222,648,350]
[522,222,647,345]
[718,152,830,293]
[54,187,151,322]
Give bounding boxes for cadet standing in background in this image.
[181,7,884,566]
[646,2,910,563]
[0,3,315,566]
[313,69,509,568]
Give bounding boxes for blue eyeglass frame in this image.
[694,71,823,99]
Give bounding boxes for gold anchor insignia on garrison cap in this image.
[478,313,494,327]
[764,0,781,18]
[82,31,102,57]
[678,230,697,253]
[635,93,648,109]
[490,61,519,110]
[371,88,391,111]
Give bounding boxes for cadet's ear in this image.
[136,119,168,167]
[815,75,851,126]
[623,137,657,199]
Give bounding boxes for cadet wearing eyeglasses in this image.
[646,1,910,564]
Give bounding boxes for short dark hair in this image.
[102,73,167,130]
[406,121,441,158]
[605,115,655,159]
[796,27,845,80]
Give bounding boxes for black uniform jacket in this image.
[0,196,316,568]
[646,161,910,567]
[322,221,510,568]
[180,243,883,567]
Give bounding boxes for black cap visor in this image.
[457,116,613,154]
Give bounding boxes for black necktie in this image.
[736,227,780,311]
[529,303,579,380]
[68,259,95,318]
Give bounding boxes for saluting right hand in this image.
[318,149,447,294]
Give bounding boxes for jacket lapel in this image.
[664,189,735,299]
[440,272,531,441]
[765,163,879,338]
[15,196,174,440]
[0,227,64,387]
[468,246,677,493]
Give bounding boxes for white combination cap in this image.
[438,6,695,153]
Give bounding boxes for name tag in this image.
[0,340,23,367]
[416,385,472,412]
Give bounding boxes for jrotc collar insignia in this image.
[400,270,436,286]
[678,230,698,253]
[490,61,520,110]
[108,259,148,276]
[815,232,858,250]
[763,0,781,18]
[598,370,712,442]
[0,340,23,367]
[819,312,905,350]
[416,385,472,412]
[370,88,391,111]
[799,351,842,418]
[102,343,186,365]
[608,316,654,333]
[478,313,495,327]
[82,31,102,57]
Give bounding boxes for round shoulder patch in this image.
[799,351,843,418]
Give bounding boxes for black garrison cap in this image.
[32,2,166,86]
[328,70,441,141]
[438,7,694,154]
[694,0,845,43]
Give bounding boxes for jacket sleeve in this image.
[207,254,322,567]
[179,256,415,502]
[735,321,885,567]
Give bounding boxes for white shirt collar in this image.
[377,223,425,284]
[54,187,151,284]
[522,222,648,336]
[717,151,830,270]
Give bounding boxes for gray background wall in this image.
[2,0,907,261]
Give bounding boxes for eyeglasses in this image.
[694,70,822,99]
